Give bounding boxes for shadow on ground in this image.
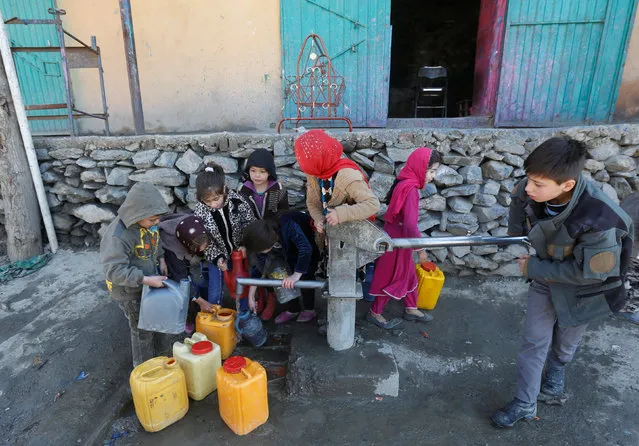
[1,250,637,446]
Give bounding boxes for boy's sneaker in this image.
[274,311,299,324]
[616,311,639,324]
[297,310,317,323]
[615,301,639,324]
[538,362,567,406]
[490,398,537,428]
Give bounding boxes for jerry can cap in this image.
[191,340,213,355]
[223,356,247,374]
[420,261,437,272]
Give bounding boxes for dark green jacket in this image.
[509,174,634,326]
[100,182,169,302]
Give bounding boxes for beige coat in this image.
[305,168,380,225]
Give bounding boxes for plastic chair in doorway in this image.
[414,66,448,118]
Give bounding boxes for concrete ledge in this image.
[287,329,399,398]
[84,382,132,446]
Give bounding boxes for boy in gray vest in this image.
[491,137,634,428]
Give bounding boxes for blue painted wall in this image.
[496,0,639,126]
[280,0,391,128]
[0,0,68,134]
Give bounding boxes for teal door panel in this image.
[588,0,639,120]
[496,0,638,127]
[0,0,68,134]
[281,0,392,128]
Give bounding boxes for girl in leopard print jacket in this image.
[194,164,256,307]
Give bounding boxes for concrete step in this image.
[234,330,292,380]
[286,325,399,398]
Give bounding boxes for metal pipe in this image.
[384,235,529,251]
[51,9,75,136]
[119,0,144,135]
[93,36,110,136]
[236,278,326,289]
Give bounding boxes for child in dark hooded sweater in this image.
[238,148,289,221]
[238,148,289,319]
[100,182,170,367]
[242,211,320,323]
[159,213,213,333]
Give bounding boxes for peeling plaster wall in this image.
[616,7,639,121]
[58,0,283,135]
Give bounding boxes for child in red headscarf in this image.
[368,147,442,329]
[294,129,380,232]
[291,130,380,324]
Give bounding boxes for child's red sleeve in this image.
[403,188,423,239]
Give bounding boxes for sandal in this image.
[297,310,317,323]
[366,312,403,330]
[274,311,299,324]
[403,311,434,322]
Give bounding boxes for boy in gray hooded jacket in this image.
[491,137,633,428]
[100,182,170,367]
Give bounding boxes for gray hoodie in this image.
[100,182,170,302]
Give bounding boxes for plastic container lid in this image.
[223,356,247,374]
[420,261,437,272]
[191,340,213,355]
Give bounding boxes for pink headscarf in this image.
[384,147,432,223]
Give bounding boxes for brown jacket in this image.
[305,168,380,224]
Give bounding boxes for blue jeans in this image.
[201,262,248,311]
[200,262,223,305]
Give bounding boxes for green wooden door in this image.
[496,0,639,127]
[281,0,392,128]
[0,0,68,134]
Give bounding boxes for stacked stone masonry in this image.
[1,125,637,275]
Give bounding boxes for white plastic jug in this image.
[173,332,221,401]
[138,278,190,334]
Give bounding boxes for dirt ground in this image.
[1,249,638,446]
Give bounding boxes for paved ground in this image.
[0,249,130,446]
[1,249,638,446]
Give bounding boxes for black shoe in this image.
[538,362,567,406]
[490,398,537,428]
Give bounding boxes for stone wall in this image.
[2,124,637,274]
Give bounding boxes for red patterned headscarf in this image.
[294,129,365,180]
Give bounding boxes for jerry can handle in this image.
[140,365,163,377]
[162,279,180,295]
[234,310,254,335]
[140,359,177,377]
[240,367,252,379]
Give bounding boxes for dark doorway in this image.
[388,0,481,118]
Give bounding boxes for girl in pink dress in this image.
[368,147,442,329]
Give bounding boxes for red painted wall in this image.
[472,0,507,117]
